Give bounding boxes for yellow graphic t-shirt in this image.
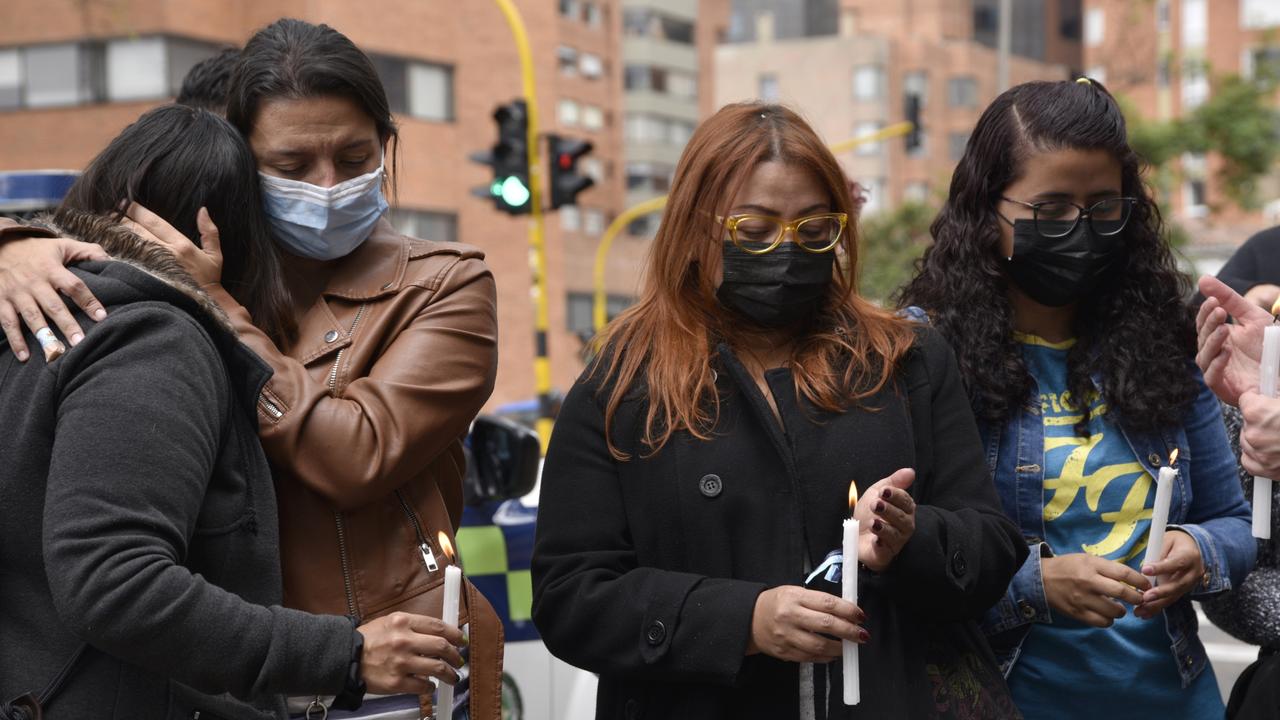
[1006,334,1223,718]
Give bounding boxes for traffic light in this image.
[471,100,532,215]
[904,94,923,153]
[547,134,594,209]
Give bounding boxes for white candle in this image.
[1143,456,1177,585]
[1253,325,1279,539]
[842,484,860,706]
[437,533,463,719]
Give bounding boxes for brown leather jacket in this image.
[1,216,504,719]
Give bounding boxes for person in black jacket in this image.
[530,103,1026,720]
[0,105,463,719]
[1214,225,1280,311]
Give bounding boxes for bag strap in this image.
[0,644,89,720]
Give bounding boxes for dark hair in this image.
[61,104,296,345]
[225,18,398,196]
[899,79,1197,435]
[175,47,240,114]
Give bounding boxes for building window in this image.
[1156,0,1171,31]
[1181,61,1209,110]
[1158,56,1172,87]
[558,46,579,77]
[582,157,605,183]
[622,8,695,44]
[390,209,458,242]
[583,208,606,235]
[947,76,978,107]
[666,71,697,98]
[579,52,604,79]
[407,62,452,121]
[904,181,930,204]
[852,66,883,101]
[974,5,998,34]
[669,119,694,146]
[559,0,579,18]
[759,73,779,101]
[0,49,21,109]
[626,162,673,193]
[558,99,580,126]
[1086,66,1107,84]
[1241,0,1280,29]
[567,292,632,336]
[1059,0,1082,40]
[1182,0,1207,49]
[949,132,971,161]
[1084,8,1105,46]
[560,205,581,232]
[1245,46,1280,81]
[582,104,604,131]
[904,71,928,107]
[24,43,95,108]
[862,178,886,216]
[584,3,604,28]
[853,121,882,156]
[627,214,659,237]
[106,37,166,101]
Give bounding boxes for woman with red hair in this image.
[530,103,1025,719]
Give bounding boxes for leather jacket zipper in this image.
[333,511,358,618]
[327,304,367,620]
[327,304,367,393]
[395,490,439,572]
[259,396,283,419]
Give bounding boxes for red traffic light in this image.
[558,153,573,171]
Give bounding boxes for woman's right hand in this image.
[0,235,109,361]
[747,586,867,663]
[1041,553,1150,628]
[1197,274,1273,406]
[356,612,465,694]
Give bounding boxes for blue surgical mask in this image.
[259,159,389,260]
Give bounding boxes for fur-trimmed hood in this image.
[30,209,233,334]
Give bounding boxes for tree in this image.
[856,201,935,304]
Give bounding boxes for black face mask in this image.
[1004,218,1124,307]
[717,242,834,327]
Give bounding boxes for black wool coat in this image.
[0,217,357,719]
[531,327,1027,720]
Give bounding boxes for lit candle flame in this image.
[437,531,456,564]
[1168,448,1179,466]
[848,482,859,515]
[1271,296,1280,318]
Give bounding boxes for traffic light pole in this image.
[492,0,555,453]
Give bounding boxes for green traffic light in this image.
[498,175,531,208]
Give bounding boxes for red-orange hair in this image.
[594,102,914,459]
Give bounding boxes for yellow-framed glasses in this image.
[717,212,848,255]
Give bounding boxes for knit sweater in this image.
[1202,404,1280,650]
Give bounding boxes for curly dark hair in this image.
[899,79,1197,435]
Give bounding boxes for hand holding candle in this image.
[436,532,463,720]
[1253,322,1280,539]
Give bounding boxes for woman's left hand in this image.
[1240,390,1280,478]
[1134,529,1205,619]
[123,203,224,287]
[855,468,916,572]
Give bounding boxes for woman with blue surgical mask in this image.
[0,19,504,720]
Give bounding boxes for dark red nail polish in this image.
[881,489,892,499]
[872,520,883,532]
[875,501,885,512]
[859,629,870,643]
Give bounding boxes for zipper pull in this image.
[420,542,439,572]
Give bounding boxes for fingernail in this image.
[856,610,868,623]
[16,350,28,362]
[69,333,83,346]
[1142,566,1154,575]
[875,501,885,513]
[881,489,891,499]
[872,520,883,532]
[858,629,870,643]
[93,309,106,321]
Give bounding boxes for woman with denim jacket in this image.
[900,79,1256,719]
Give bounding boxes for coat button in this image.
[951,550,967,577]
[698,474,723,498]
[324,330,339,343]
[625,699,640,719]
[1019,600,1036,619]
[645,620,666,645]
[1148,452,1162,466]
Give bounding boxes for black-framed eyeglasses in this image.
[999,196,1138,238]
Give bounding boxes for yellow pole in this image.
[492,0,554,452]
[589,123,915,334]
[592,196,668,332]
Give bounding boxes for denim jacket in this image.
[977,367,1256,688]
